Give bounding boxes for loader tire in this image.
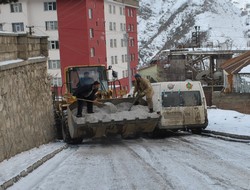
[54,113,63,140]
[62,116,83,144]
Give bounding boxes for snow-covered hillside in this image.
[138,0,250,65]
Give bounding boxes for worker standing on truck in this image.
[73,81,100,117]
[133,74,154,113]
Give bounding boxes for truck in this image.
[53,65,160,144]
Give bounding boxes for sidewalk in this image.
[0,142,67,190]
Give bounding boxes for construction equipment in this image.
[53,65,160,144]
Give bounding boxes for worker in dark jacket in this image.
[73,81,100,117]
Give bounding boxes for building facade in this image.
[0,0,61,87]
[0,0,139,93]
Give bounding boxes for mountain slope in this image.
[138,0,249,65]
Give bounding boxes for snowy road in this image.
[9,134,250,190]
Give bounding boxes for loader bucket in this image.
[67,98,160,139]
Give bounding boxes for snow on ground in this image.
[0,108,250,188]
[207,108,250,136]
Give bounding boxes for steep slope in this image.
[138,0,249,65]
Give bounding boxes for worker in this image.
[133,74,154,113]
[73,81,100,117]
[78,71,94,87]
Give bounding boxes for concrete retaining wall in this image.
[212,92,250,114]
[0,34,55,162]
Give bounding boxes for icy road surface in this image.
[9,134,250,190]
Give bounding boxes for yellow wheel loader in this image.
[52,65,160,144]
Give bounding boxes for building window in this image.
[131,54,135,61]
[89,28,94,38]
[49,40,59,49]
[130,9,133,17]
[51,77,62,87]
[114,39,117,48]
[109,22,113,31]
[111,56,114,64]
[127,24,131,31]
[0,24,3,31]
[130,38,134,47]
[45,21,58,30]
[119,7,125,15]
[120,23,126,31]
[109,4,112,14]
[110,39,113,48]
[115,56,118,64]
[48,60,60,69]
[113,5,116,14]
[120,7,122,15]
[44,2,56,11]
[113,22,116,31]
[121,39,124,47]
[131,24,134,31]
[88,9,93,19]
[90,47,95,57]
[122,55,125,62]
[10,3,22,13]
[12,22,24,32]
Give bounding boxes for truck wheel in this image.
[62,116,83,144]
[191,128,202,134]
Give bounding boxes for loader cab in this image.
[65,66,108,94]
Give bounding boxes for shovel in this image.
[128,95,140,111]
[77,98,118,113]
[77,98,104,105]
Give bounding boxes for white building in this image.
[0,0,61,87]
[104,0,128,81]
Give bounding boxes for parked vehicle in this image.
[151,81,208,134]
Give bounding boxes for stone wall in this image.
[0,33,48,62]
[212,92,250,114]
[0,34,55,162]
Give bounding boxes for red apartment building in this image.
[56,0,139,94]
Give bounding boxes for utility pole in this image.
[124,33,132,91]
[26,25,34,35]
[191,26,200,48]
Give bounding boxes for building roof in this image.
[221,51,250,74]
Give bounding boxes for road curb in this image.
[202,130,250,142]
[0,144,68,190]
